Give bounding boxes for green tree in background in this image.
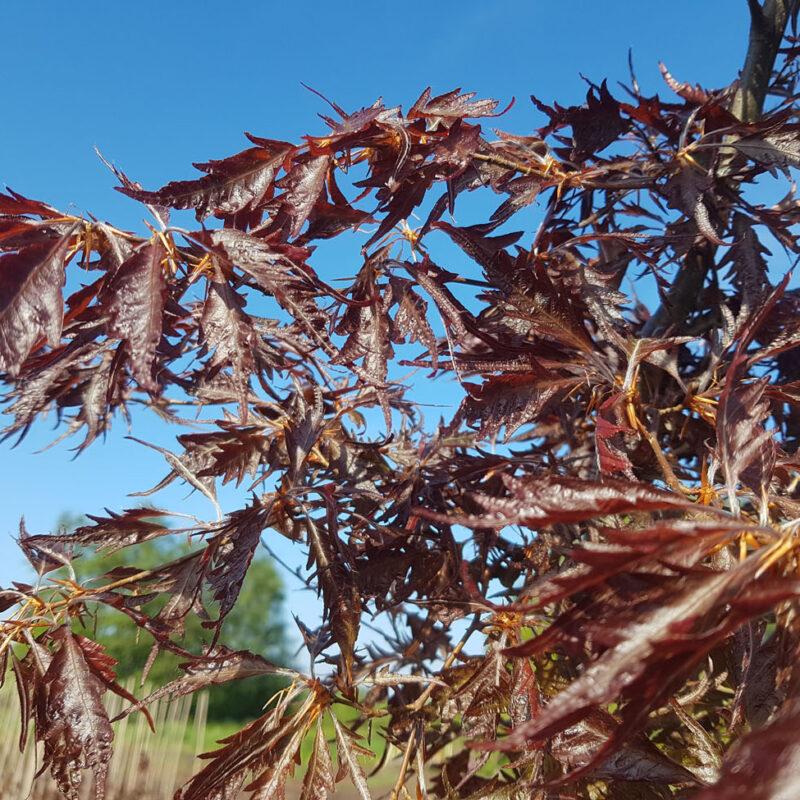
[54,512,292,722]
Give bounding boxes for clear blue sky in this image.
[0,1,752,625]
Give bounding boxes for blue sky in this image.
[0,2,752,626]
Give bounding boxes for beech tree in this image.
[3,1,800,798]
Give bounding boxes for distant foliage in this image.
[4,6,800,799]
[49,525,290,723]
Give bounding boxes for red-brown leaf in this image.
[39,627,114,800]
[200,281,257,421]
[409,88,502,121]
[0,234,72,374]
[275,153,330,239]
[417,474,696,529]
[117,146,290,221]
[102,240,167,392]
[301,721,336,800]
[691,702,800,799]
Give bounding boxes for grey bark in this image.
[641,0,794,337]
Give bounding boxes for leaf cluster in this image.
[4,18,800,799]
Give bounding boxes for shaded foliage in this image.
[4,5,800,798]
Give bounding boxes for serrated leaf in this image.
[102,240,167,392]
[552,708,698,785]
[171,426,272,489]
[0,188,62,218]
[460,373,558,442]
[664,167,723,244]
[595,393,635,475]
[301,722,336,800]
[716,374,775,512]
[532,80,628,161]
[0,233,73,374]
[330,713,373,800]
[143,551,207,638]
[23,507,175,555]
[72,635,155,731]
[117,145,290,221]
[275,153,330,239]
[39,627,114,800]
[245,723,306,800]
[409,87,502,121]
[284,385,325,484]
[176,685,312,800]
[389,276,438,369]
[115,645,291,720]
[731,128,800,169]
[127,436,220,514]
[200,281,257,421]
[658,62,712,104]
[416,474,696,530]
[205,503,269,624]
[493,565,800,775]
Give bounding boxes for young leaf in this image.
[301,721,336,800]
[330,712,373,800]
[0,232,73,374]
[38,627,114,800]
[101,240,167,392]
[200,280,257,421]
[417,473,697,529]
[117,145,291,221]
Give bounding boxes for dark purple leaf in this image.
[663,167,723,244]
[731,124,800,169]
[459,373,559,442]
[533,80,629,161]
[389,276,438,369]
[551,708,698,785]
[275,153,330,239]
[115,645,291,719]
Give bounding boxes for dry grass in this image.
[0,676,415,799]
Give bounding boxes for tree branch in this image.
[732,0,793,121]
[642,0,793,336]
